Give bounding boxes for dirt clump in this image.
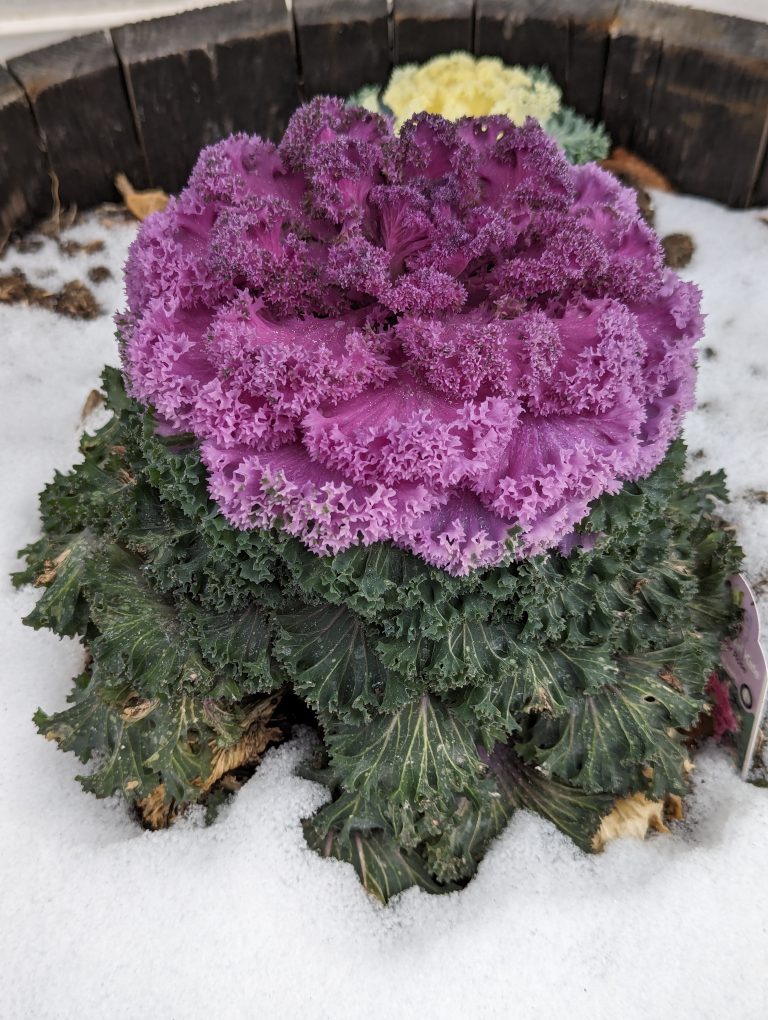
[0,267,102,319]
[58,238,105,257]
[87,265,112,284]
[662,232,695,268]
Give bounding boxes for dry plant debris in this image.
[87,265,112,284]
[593,793,670,851]
[600,147,676,227]
[115,173,169,221]
[137,696,284,831]
[80,389,105,421]
[0,268,101,320]
[58,238,105,257]
[662,232,696,269]
[600,147,675,193]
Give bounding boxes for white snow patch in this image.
[1,198,767,1020]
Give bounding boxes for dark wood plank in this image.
[0,66,51,245]
[565,1,619,122]
[603,1,768,207]
[394,0,474,66]
[8,32,147,210]
[475,0,570,92]
[293,0,390,99]
[113,0,300,195]
[474,0,619,122]
[751,145,768,206]
[601,2,660,152]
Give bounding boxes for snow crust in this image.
[1,192,767,1019]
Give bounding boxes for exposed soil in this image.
[58,238,105,258]
[0,268,102,320]
[662,232,696,268]
[87,265,112,284]
[12,237,44,255]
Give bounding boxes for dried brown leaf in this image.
[661,233,695,269]
[659,670,685,693]
[664,793,684,821]
[58,238,105,257]
[35,547,72,587]
[202,721,282,793]
[120,697,160,723]
[87,265,112,285]
[115,173,169,221]
[600,147,675,192]
[80,388,105,421]
[137,784,178,830]
[592,793,670,851]
[53,280,101,319]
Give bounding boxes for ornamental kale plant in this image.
[123,100,697,574]
[350,54,610,164]
[16,98,743,901]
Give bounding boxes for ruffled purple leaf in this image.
[121,98,700,575]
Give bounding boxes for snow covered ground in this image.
[1,192,767,1020]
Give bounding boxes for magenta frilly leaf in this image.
[121,98,701,575]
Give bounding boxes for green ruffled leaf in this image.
[584,440,685,535]
[23,530,99,637]
[545,106,610,163]
[486,744,614,852]
[522,670,699,797]
[86,545,217,697]
[184,602,277,692]
[304,806,447,901]
[35,672,212,801]
[413,617,516,688]
[274,604,410,719]
[445,643,618,750]
[424,745,614,880]
[422,788,510,883]
[326,695,491,846]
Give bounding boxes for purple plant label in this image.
[721,574,768,778]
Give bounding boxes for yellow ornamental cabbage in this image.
[383,52,561,130]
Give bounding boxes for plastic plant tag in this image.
[721,574,768,778]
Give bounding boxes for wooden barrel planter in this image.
[1,0,767,246]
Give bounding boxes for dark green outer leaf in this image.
[23,530,99,637]
[484,744,614,853]
[184,603,276,691]
[327,695,491,846]
[304,815,447,901]
[34,672,212,802]
[522,671,700,797]
[274,604,411,719]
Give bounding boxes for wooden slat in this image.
[565,1,619,122]
[2,0,767,226]
[474,0,619,122]
[113,0,300,195]
[293,0,390,99]
[0,66,50,245]
[751,143,768,206]
[475,0,571,92]
[394,0,474,66]
[602,1,768,207]
[8,32,147,209]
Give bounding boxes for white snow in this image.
[1,194,767,1020]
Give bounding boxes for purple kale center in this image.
[121,98,701,575]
